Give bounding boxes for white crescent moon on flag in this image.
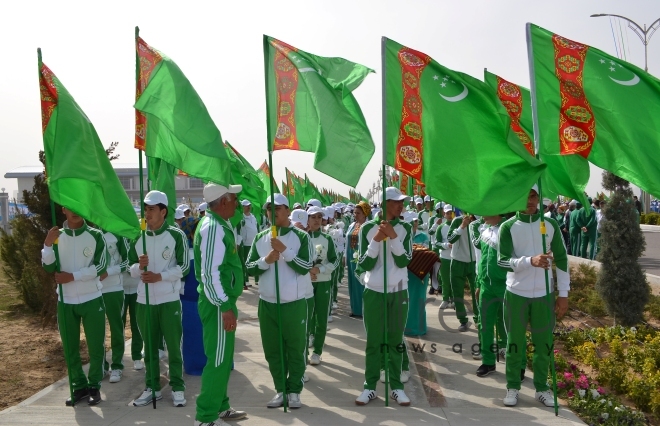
[609,73,640,86]
[440,83,468,102]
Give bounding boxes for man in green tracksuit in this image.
[128,190,190,408]
[498,185,570,408]
[473,215,508,377]
[194,183,247,426]
[100,231,128,383]
[447,213,477,332]
[246,193,313,409]
[430,204,454,308]
[42,208,108,406]
[577,198,597,260]
[354,187,413,407]
[121,236,143,371]
[569,200,581,256]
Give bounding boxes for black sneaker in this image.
[476,364,496,377]
[428,287,435,295]
[521,368,526,383]
[88,388,102,405]
[65,388,89,406]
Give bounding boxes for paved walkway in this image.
[0,279,584,425]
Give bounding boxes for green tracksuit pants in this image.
[57,297,106,391]
[305,296,315,360]
[136,300,185,392]
[312,281,332,355]
[122,292,143,361]
[363,288,408,391]
[102,290,125,371]
[450,259,477,325]
[504,290,554,391]
[381,340,409,372]
[195,292,236,423]
[331,268,339,303]
[570,229,581,256]
[479,283,507,366]
[439,259,452,302]
[259,298,307,394]
[580,230,597,260]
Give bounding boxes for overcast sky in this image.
[2,0,658,201]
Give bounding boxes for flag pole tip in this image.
[135,26,140,38]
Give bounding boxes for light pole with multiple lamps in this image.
[591,13,660,213]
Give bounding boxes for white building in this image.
[4,163,205,205]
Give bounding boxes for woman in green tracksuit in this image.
[306,206,339,366]
[42,207,108,406]
[429,205,455,308]
[246,193,313,410]
[121,236,143,370]
[128,191,190,408]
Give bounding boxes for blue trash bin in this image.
[181,259,207,375]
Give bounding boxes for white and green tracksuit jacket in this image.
[447,216,477,263]
[128,221,190,305]
[194,211,244,312]
[355,219,413,293]
[246,224,313,303]
[497,212,570,298]
[309,230,339,282]
[121,237,139,295]
[475,219,508,286]
[41,221,108,304]
[430,221,452,260]
[101,232,129,294]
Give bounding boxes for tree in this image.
[595,171,650,325]
[0,144,120,324]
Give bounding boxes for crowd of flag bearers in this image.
[41,179,573,425]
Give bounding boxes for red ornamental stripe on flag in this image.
[400,173,409,195]
[495,76,535,156]
[135,37,163,150]
[394,48,431,180]
[39,64,58,133]
[259,161,271,177]
[271,40,300,151]
[552,34,596,158]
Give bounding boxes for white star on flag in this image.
[433,75,439,80]
[610,60,616,65]
[451,80,456,83]
[609,66,615,72]
[599,59,605,64]
[440,82,447,88]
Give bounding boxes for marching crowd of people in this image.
[43,181,578,425]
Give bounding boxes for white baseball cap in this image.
[175,209,185,220]
[290,209,308,228]
[403,211,418,223]
[198,202,207,212]
[434,202,443,211]
[293,202,303,209]
[264,193,289,208]
[203,183,242,203]
[307,199,322,208]
[424,195,431,202]
[569,199,577,205]
[241,199,252,207]
[307,206,324,216]
[324,206,335,219]
[144,190,168,207]
[415,197,423,205]
[443,204,454,213]
[543,198,552,207]
[178,204,191,213]
[531,184,539,195]
[385,187,411,202]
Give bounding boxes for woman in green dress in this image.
[346,202,370,317]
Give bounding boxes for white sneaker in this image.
[439,300,450,309]
[159,349,167,360]
[109,369,122,383]
[380,369,387,383]
[267,392,284,408]
[503,389,519,406]
[472,351,482,360]
[172,391,186,407]
[133,360,144,370]
[327,315,333,323]
[309,353,321,365]
[449,301,455,309]
[218,408,247,421]
[308,335,315,348]
[195,421,229,426]
[400,370,410,383]
[498,348,506,361]
[332,302,338,310]
[355,389,377,406]
[287,393,301,409]
[133,388,162,406]
[303,373,310,383]
[535,390,555,407]
[391,389,410,406]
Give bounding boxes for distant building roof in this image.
[4,163,147,179]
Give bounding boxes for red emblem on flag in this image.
[135,37,163,151]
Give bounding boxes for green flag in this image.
[384,38,545,215]
[39,59,139,239]
[225,142,267,214]
[264,35,375,186]
[135,36,231,185]
[484,70,584,205]
[530,23,660,199]
[257,160,280,194]
[147,157,176,225]
[304,174,325,204]
[285,168,304,206]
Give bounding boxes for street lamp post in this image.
[591,13,660,213]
